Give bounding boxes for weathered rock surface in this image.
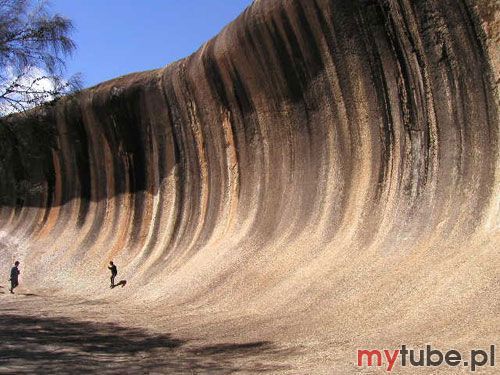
[0,0,498,371]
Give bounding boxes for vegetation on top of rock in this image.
[0,0,80,116]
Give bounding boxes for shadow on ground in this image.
[112,280,127,289]
[0,314,296,373]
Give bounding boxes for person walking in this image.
[9,261,20,294]
[108,261,117,288]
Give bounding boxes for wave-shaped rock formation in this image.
[0,0,498,366]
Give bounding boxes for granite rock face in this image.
[0,0,498,340]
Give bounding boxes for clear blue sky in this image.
[50,0,253,88]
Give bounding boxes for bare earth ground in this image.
[0,289,321,374]
[0,285,497,374]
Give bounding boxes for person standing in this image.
[9,261,20,294]
[108,261,117,288]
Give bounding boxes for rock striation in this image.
[0,0,498,355]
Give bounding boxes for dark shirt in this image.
[108,265,117,275]
[10,266,19,281]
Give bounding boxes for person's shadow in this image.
[111,280,127,289]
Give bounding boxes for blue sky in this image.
[50,1,253,88]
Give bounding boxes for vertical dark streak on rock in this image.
[356,1,395,199]
[159,70,187,260]
[0,0,496,312]
[64,101,91,227]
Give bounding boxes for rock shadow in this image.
[0,314,296,373]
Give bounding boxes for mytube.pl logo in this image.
[357,345,496,372]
